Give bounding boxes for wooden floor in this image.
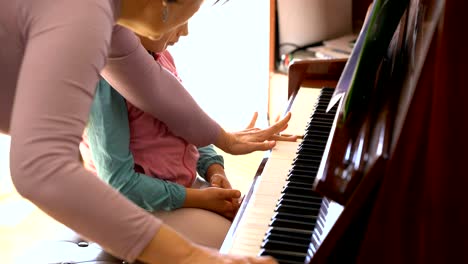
[0,134,265,263]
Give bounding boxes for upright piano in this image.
[221,0,468,263]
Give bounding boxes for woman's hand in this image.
[215,112,297,155]
[138,225,278,264]
[181,245,279,264]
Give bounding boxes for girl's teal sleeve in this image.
[196,145,224,179]
[86,79,186,212]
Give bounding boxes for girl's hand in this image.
[209,173,232,189]
[200,187,241,220]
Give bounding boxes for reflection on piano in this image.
[222,0,468,263]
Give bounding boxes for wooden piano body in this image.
[222,0,468,263]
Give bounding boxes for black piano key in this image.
[271,206,325,232]
[290,162,319,172]
[271,259,304,264]
[301,137,328,147]
[289,164,317,173]
[267,226,313,237]
[286,175,313,184]
[301,137,327,146]
[293,156,321,164]
[281,185,316,196]
[308,117,334,125]
[261,239,309,254]
[279,193,322,204]
[264,230,312,245]
[290,165,318,175]
[292,165,318,173]
[259,249,307,263]
[306,119,334,126]
[272,211,318,222]
[284,181,314,190]
[287,170,317,179]
[303,129,328,139]
[294,152,323,160]
[274,203,321,217]
[301,134,328,141]
[292,159,320,169]
[287,172,317,182]
[290,164,319,174]
[274,202,327,228]
[299,144,326,153]
[293,156,322,166]
[307,116,334,124]
[286,175,314,184]
[305,123,332,131]
[259,254,305,264]
[277,198,322,208]
[271,212,317,230]
[303,127,325,136]
[297,142,325,150]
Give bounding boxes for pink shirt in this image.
[0,0,220,261]
[82,51,199,187]
[127,51,199,187]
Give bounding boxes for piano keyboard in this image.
[221,88,343,264]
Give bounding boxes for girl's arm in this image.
[196,145,224,180]
[86,79,187,211]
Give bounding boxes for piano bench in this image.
[15,234,144,264]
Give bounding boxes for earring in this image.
[162,0,168,23]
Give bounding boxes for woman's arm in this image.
[101,26,221,147]
[86,79,187,211]
[9,1,159,262]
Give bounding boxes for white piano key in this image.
[281,88,322,137]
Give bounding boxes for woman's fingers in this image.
[264,112,292,135]
[246,112,258,129]
[268,134,297,142]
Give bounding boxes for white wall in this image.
[168,0,270,130]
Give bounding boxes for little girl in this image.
[80,23,241,249]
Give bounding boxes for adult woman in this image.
[0,0,286,263]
